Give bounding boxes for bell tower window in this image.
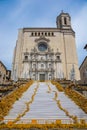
[56,11,71,29]
[64,17,67,25]
[59,19,62,27]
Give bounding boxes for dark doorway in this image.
[39,74,45,81]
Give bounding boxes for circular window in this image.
[38,42,47,51]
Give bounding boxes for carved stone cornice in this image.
[55,52,61,55]
[30,68,55,72]
[24,52,29,55]
[55,49,61,55]
[35,36,50,42]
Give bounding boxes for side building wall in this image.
[79,57,87,84]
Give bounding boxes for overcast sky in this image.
[0,0,87,70]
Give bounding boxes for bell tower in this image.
[56,11,71,29]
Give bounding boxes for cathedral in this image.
[12,12,80,81]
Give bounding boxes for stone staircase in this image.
[4,82,87,124]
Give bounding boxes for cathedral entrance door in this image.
[39,74,45,81]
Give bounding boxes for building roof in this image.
[57,12,70,18]
[79,56,87,70]
[84,44,87,49]
[22,27,75,35]
[0,61,7,70]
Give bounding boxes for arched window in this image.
[57,55,60,60]
[64,17,67,25]
[25,55,28,60]
[41,64,44,68]
[49,64,51,68]
[49,74,51,80]
[59,19,62,27]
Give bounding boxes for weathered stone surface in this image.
[12,12,80,81]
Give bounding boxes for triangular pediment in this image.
[35,36,50,42]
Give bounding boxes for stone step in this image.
[4,81,87,124]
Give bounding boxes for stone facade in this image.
[12,12,80,81]
[79,56,87,84]
[0,61,11,84]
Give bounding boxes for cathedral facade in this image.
[12,12,80,81]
